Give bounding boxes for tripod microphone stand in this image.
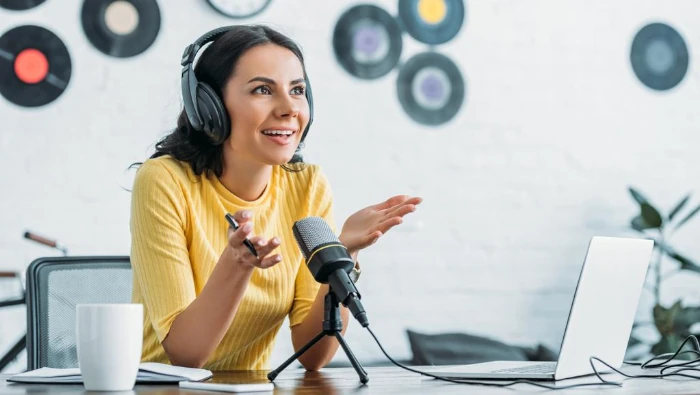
[267,285,369,384]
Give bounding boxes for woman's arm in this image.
[162,245,253,368]
[163,217,283,368]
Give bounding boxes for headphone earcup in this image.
[196,83,230,145]
[301,78,314,142]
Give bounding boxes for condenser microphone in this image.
[293,217,369,327]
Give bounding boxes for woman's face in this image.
[222,43,309,166]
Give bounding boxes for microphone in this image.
[293,217,369,327]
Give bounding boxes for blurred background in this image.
[1,0,699,373]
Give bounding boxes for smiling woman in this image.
[128,24,422,372]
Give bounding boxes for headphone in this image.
[180,26,314,149]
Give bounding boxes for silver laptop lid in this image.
[554,236,653,380]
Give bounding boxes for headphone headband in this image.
[181,26,232,67]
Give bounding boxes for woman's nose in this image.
[275,94,299,118]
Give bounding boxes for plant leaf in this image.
[627,336,643,348]
[629,187,648,205]
[654,302,682,336]
[673,306,700,337]
[674,203,700,230]
[651,334,692,359]
[630,216,654,231]
[641,202,663,228]
[668,251,700,274]
[669,194,691,221]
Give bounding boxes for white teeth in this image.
[262,130,294,136]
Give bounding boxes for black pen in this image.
[225,213,259,258]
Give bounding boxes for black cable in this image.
[366,326,619,390]
[366,328,700,390]
[590,356,700,381]
[641,336,700,369]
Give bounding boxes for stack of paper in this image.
[7,362,212,384]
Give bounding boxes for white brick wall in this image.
[1,0,699,373]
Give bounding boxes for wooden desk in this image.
[2,365,700,394]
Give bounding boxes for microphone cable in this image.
[365,327,700,390]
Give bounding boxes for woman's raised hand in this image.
[227,210,282,269]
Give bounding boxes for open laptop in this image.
[431,236,653,381]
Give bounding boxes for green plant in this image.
[627,187,700,356]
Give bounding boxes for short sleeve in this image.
[130,160,195,343]
[288,167,336,327]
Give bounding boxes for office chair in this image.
[25,256,132,370]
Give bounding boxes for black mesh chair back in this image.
[25,256,132,370]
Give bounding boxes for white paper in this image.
[8,363,213,384]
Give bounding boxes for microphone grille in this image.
[293,217,339,257]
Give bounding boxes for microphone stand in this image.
[267,285,369,384]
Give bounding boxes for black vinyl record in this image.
[333,4,403,80]
[0,25,72,107]
[630,22,689,91]
[396,52,464,126]
[205,0,272,19]
[398,0,465,45]
[0,0,46,10]
[81,0,161,58]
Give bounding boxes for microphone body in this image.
[293,217,370,327]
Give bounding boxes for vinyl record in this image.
[205,0,272,19]
[0,0,46,10]
[333,4,403,80]
[397,52,464,126]
[398,0,465,45]
[630,23,688,91]
[81,0,161,58]
[0,25,71,107]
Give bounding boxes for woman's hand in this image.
[339,195,422,255]
[226,210,282,269]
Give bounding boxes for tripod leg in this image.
[334,332,369,384]
[268,330,327,381]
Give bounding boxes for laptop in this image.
[430,236,653,381]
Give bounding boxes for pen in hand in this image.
[225,213,259,258]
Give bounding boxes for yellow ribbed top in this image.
[129,155,335,370]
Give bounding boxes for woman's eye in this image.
[292,86,305,95]
[253,86,271,94]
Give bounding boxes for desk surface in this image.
[2,365,700,394]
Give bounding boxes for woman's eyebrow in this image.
[247,76,306,85]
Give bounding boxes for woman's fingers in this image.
[228,221,254,248]
[362,231,382,247]
[373,195,411,211]
[258,254,283,269]
[384,203,417,219]
[230,209,254,225]
[253,237,282,259]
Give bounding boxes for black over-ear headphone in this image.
[180,26,314,148]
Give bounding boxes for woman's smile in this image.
[261,128,298,146]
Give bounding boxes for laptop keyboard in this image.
[491,362,557,374]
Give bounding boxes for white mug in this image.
[76,304,143,391]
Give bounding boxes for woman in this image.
[130,24,421,371]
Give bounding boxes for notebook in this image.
[7,362,213,384]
